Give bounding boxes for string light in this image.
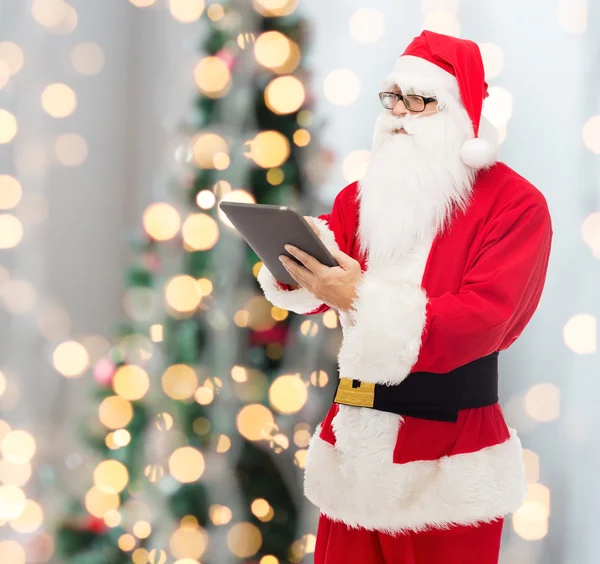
[182,213,219,251]
[227,522,262,558]
[323,69,360,106]
[265,76,305,115]
[143,202,181,241]
[269,374,307,414]
[245,131,290,168]
[563,314,597,354]
[55,133,88,166]
[0,42,24,75]
[349,8,385,44]
[169,0,205,22]
[169,523,208,560]
[0,215,23,248]
[162,364,198,400]
[478,43,504,80]
[53,341,89,378]
[583,115,600,154]
[556,0,588,34]
[41,83,77,118]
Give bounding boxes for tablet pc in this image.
[219,201,339,285]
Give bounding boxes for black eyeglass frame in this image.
[378,91,438,113]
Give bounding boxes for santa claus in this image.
[257,30,552,564]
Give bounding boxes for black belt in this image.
[333,352,499,422]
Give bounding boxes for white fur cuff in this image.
[337,270,428,385]
[256,217,339,314]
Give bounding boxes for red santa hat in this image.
[384,30,498,169]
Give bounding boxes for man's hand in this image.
[278,242,362,312]
[282,216,322,291]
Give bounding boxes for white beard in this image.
[358,105,476,268]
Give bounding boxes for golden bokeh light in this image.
[0,42,24,75]
[207,4,224,21]
[525,483,550,516]
[0,215,23,248]
[94,460,129,494]
[583,115,600,154]
[323,309,338,329]
[10,499,44,533]
[231,365,248,383]
[169,447,205,483]
[0,485,26,520]
[261,556,279,564]
[271,306,288,321]
[422,11,460,37]
[251,498,270,519]
[85,487,120,518]
[293,129,311,147]
[118,533,136,551]
[294,449,308,469]
[32,0,67,27]
[556,0,588,34]
[245,131,290,168]
[193,417,211,436]
[143,202,181,241]
[214,179,232,197]
[236,404,275,441]
[162,364,198,400]
[265,76,305,115]
[342,150,370,182]
[144,464,165,483]
[218,189,255,227]
[129,0,156,6]
[0,459,31,487]
[170,524,208,560]
[216,434,231,453]
[99,396,134,429]
[155,412,174,431]
[253,0,298,16]
[300,319,319,336]
[0,109,17,143]
[323,69,360,106]
[0,419,11,441]
[53,340,89,378]
[194,57,231,98]
[293,427,311,447]
[272,41,301,75]
[0,371,5,397]
[209,504,232,525]
[194,386,214,406]
[227,522,262,558]
[234,310,249,327]
[164,275,202,314]
[246,295,277,332]
[41,83,77,118]
[523,449,540,483]
[182,213,219,251]
[266,168,284,185]
[271,433,289,453]
[71,42,105,75]
[310,370,329,387]
[192,133,229,168]
[512,501,548,540]
[349,7,385,44]
[1,430,36,464]
[482,86,513,127]
[133,520,152,539]
[524,383,560,422]
[269,374,307,414]
[563,313,597,354]
[51,3,78,35]
[150,323,163,342]
[254,31,291,69]
[237,32,256,49]
[148,548,168,564]
[55,133,88,166]
[478,42,504,80]
[0,540,26,564]
[132,548,149,564]
[114,429,132,447]
[197,277,213,296]
[112,364,150,401]
[0,61,8,90]
[196,189,216,209]
[169,0,205,22]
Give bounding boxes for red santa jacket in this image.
[257,162,553,533]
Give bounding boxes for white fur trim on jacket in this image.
[257,217,339,314]
[337,269,428,385]
[304,409,526,533]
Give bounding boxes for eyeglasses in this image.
[379,91,437,113]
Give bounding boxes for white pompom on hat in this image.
[386,30,498,169]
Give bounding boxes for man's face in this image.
[387,85,439,134]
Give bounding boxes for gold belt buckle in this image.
[334,377,375,408]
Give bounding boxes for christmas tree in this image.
[56,1,339,563]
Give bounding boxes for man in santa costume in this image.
[258,30,553,563]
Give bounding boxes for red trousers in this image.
[314,514,504,564]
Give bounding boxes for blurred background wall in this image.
[0,0,599,563]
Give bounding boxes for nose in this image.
[392,97,409,116]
